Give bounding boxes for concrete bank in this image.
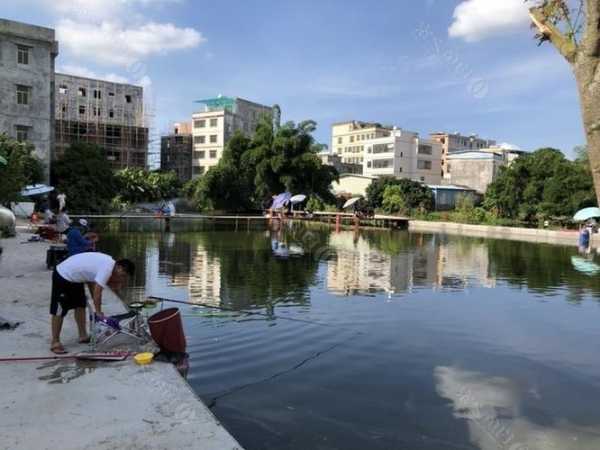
[408,220,587,247]
[0,231,243,450]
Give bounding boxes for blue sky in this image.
[3,0,584,158]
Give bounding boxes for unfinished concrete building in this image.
[161,122,193,182]
[54,73,148,169]
[0,19,58,178]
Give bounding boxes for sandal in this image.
[50,343,67,354]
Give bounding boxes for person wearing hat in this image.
[66,219,98,256]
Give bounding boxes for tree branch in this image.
[529,6,578,63]
[583,0,600,56]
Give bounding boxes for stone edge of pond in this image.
[0,230,244,450]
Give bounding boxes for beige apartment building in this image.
[191,96,272,177]
[429,132,496,177]
[331,121,392,164]
[332,121,442,184]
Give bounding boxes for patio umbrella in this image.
[343,197,361,209]
[0,155,6,166]
[271,192,292,210]
[290,194,306,204]
[20,184,54,197]
[573,207,600,222]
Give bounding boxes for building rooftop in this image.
[55,72,143,89]
[0,18,56,43]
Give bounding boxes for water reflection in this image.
[98,222,600,309]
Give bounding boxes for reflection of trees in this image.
[487,240,600,300]
[187,228,328,310]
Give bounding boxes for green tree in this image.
[484,147,596,220]
[367,176,434,212]
[0,134,44,205]
[528,1,600,201]
[194,117,338,212]
[51,143,118,213]
[115,168,182,204]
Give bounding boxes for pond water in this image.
[97,221,600,450]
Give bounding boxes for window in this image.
[16,85,30,105]
[194,120,206,128]
[125,95,132,103]
[59,85,68,94]
[93,89,102,99]
[209,135,217,143]
[210,118,218,127]
[93,107,101,116]
[417,160,432,170]
[61,104,67,114]
[420,176,425,182]
[372,158,393,169]
[194,150,206,159]
[418,144,433,155]
[372,144,392,154]
[109,109,115,118]
[337,137,342,144]
[350,136,354,143]
[78,87,87,97]
[15,125,29,142]
[399,167,403,173]
[79,105,86,115]
[17,45,30,65]
[193,166,205,175]
[209,150,217,159]
[108,92,115,97]
[194,135,205,144]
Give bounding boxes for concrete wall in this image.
[332,175,375,197]
[0,19,58,178]
[446,154,503,193]
[409,220,582,247]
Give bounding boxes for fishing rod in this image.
[0,351,131,363]
[148,295,345,329]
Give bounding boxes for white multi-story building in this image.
[363,128,442,184]
[191,96,272,178]
[331,121,442,184]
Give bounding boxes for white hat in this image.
[79,219,88,227]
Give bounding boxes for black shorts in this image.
[50,269,87,317]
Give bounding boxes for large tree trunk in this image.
[574,55,600,201]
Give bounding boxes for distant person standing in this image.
[57,192,67,211]
[56,208,71,234]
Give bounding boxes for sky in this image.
[1,0,585,159]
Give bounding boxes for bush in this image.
[306,196,325,212]
[382,186,409,214]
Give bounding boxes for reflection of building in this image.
[326,232,496,296]
[0,19,59,178]
[191,96,272,177]
[327,232,410,295]
[188,245,221,306]
[54,73,148,169]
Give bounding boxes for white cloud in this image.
[448,0,531,42]
[56,19,204,67]
[57,64,130,83]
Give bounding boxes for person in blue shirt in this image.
[66,219,98,256]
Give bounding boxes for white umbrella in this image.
[20,184,54,197]
[290,194,307,204]
[573,207,600,222]
[343,197,361,209]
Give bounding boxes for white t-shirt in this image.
[57,252,116,288]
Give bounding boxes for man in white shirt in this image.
[49,252,135,354]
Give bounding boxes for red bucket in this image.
[148,308,186,353]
